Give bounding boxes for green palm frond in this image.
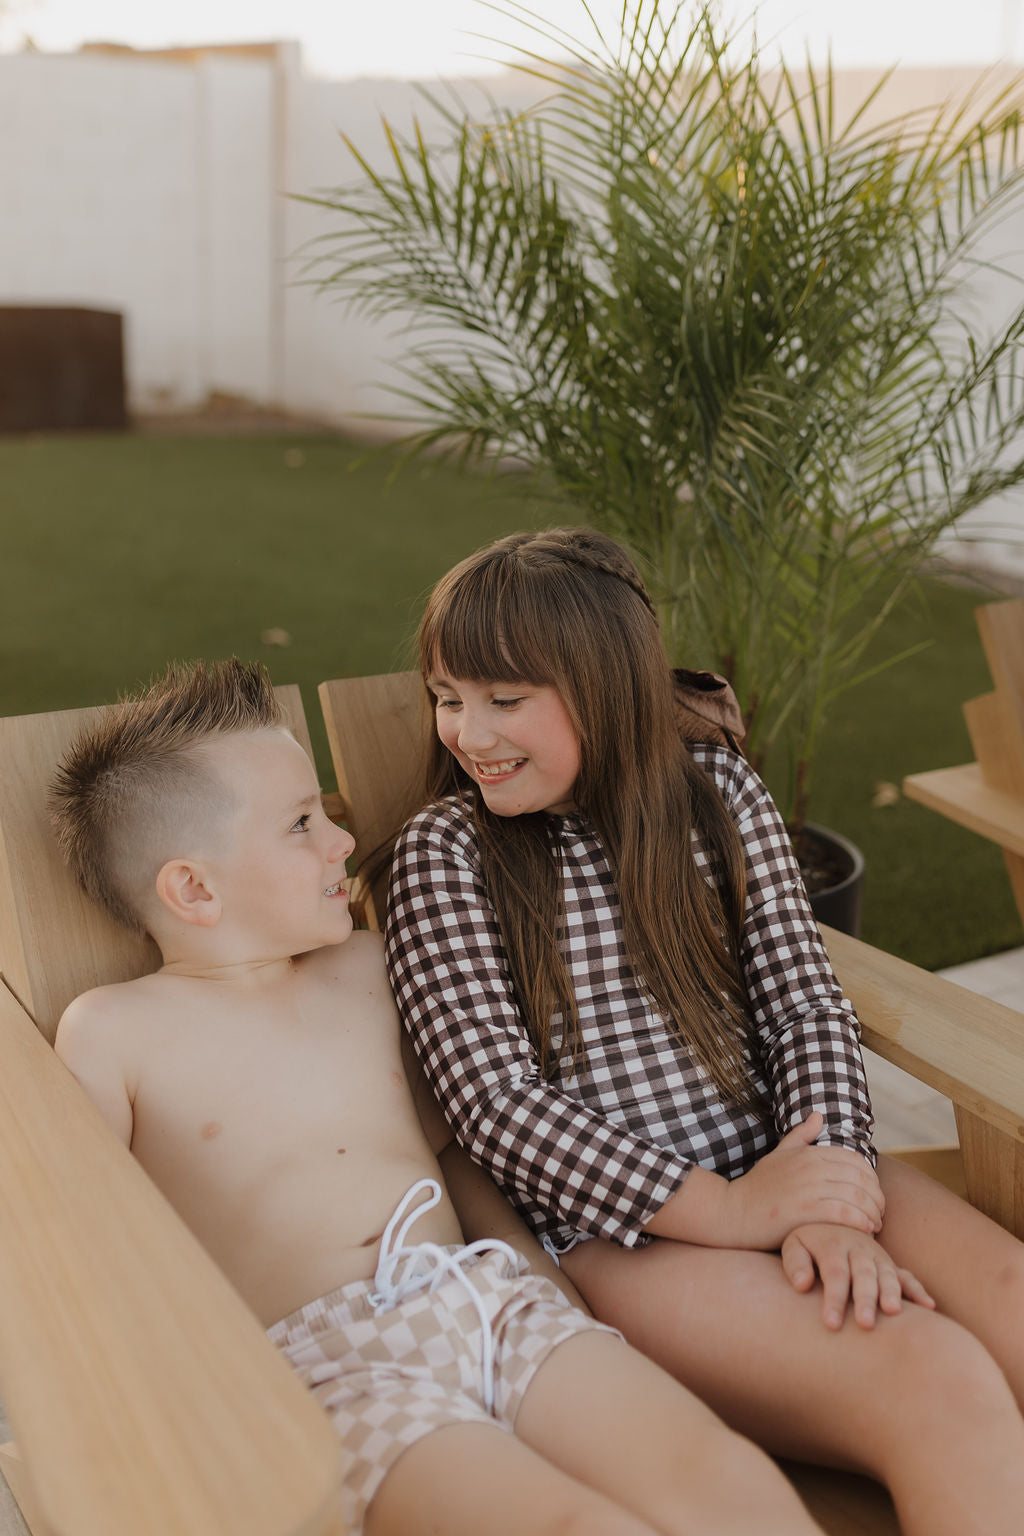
[310,0,1024,826]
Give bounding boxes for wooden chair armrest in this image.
[902,763,1024,857]
[0,980,344,1536]
[821,924,1024,1133]
[822,925,1024,1237]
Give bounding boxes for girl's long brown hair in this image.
[413,527,761,1111]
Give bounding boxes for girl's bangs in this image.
[422,569,557,686]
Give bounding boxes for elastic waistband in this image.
[271,1179,528,1414]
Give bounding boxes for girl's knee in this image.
[874,1308,1016,1426]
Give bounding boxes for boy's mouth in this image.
[475,758,526,778]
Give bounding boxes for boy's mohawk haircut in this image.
[49,658,281,932]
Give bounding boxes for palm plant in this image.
[310,0,1024,830]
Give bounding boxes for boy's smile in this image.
[428,671,581,816]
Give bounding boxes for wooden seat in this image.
[320,668,1024,1536]
[903,597,1024,929]
[0,692,346,1536]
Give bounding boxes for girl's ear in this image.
[154,860,222,928]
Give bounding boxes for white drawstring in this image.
[365,1177,526,1414]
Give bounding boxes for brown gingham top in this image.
[385,744,875,1254]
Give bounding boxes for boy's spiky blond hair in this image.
[50,658,282,933]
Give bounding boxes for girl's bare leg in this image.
[513,1330,824,1535]
[563,1232,1024,1536]
[876,1153,1024,1404]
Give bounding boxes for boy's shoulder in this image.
[298,926,388,984]
[55,970,169,1056]
[59,970,166,1030]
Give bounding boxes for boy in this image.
[49,659,823,1536]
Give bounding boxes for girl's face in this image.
[428,668,581,816]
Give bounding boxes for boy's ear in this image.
[154,860,222,928]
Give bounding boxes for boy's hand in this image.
[720,1113,885,1250]
[781,1222,935,1330]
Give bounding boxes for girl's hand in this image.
[781,1223,935,1330]
[720,1112,885,1250]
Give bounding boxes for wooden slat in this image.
[318,672,428,921]
[902,762,1024,859]
[976,599,1024,731]
[0,981,344,1536]
[0,686,312,1042]
[955,1105,1024,1233]
[964,691,1024,800]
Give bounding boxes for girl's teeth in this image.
[478,760,523,776]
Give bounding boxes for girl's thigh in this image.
[560,1231,1000,1475]
[875,1153,1024,1396]
[513,1329,823,1536]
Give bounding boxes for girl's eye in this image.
[435,697,461,711]
[493,697,523,709]
[290,813,312,833]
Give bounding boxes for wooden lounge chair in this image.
[4,674,1023,1536]
[904,596,1024,935]
[319,668,1024,1536]
[0,690,346,1536]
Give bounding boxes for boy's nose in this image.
[329,826,356,862]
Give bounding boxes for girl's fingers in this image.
[876,1262,905,1318]
[780,1233,816,1292]
[850,1253,883,1330]
[818,1256,854,1330]
[897,1266,936,1310]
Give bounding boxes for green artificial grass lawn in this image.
[1,429,1020,971]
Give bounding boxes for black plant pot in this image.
[796,822,866,939]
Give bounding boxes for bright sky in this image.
[3,0,1023,78]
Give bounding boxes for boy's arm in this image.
[54,991,134,1146]
[402,1036,589,1311]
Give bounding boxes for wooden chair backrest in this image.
[318,671,430,923]
[0,686,314,1042]
[966,597,1024,800]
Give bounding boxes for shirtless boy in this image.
[49,659,826,1536]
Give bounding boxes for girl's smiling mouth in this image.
[474,759,527,778]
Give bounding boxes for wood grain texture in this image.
[902,762,1024,859]
[0,981,343,1536]
[318,671,428,923]
[976,599,1024,732]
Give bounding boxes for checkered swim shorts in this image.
[267,1182,616,1533]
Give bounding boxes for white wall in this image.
[0,48,277,410]
[1,44,1023,572]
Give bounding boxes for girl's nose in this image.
[458,706,498,754]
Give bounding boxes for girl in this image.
[384,527,1024,1536]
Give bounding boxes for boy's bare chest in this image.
[129,989,416,1181]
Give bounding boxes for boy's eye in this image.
[290,813,312,833]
